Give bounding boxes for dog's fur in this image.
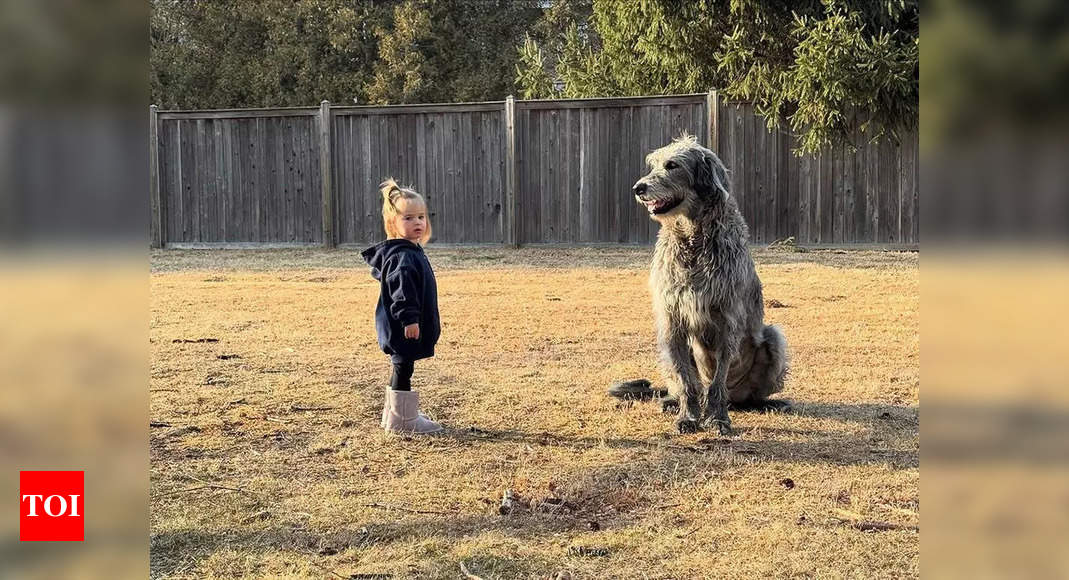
[633,134,789,434]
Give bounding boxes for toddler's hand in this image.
[404,323,420,340]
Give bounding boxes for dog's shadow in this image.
[423,399,917,470]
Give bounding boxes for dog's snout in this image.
[633,182,647,196]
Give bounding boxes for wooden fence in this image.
[149,93,918,247]
[715,103,918,246]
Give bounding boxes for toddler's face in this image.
[394,198,427,243]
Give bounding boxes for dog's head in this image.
[632,133,731,222]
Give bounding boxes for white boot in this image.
[380,388,389,428]
[383,390,443,434]
[381,388,430,428]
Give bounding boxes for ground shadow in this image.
[151,513,588,579]
[428,400,917,470]
[789,401,918,426]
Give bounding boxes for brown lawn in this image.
[150,246,918,579]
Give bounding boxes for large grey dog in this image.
[626,134,789,434]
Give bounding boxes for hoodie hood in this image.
[361,239,421,280]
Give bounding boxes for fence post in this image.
[504,95,519,247]
[149,104,163,248]
[319,100,335,247]
[706,89,719,154]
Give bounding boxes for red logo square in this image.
[19,471,84,542]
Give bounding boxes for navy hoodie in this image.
[361,239,440,363]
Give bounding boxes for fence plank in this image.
[447,113,460,241]
[900,131,916,244]
[798,147,811,243]
[770,126,781,241]
[213,120,224,241]
[608,106,620,240]
[528,108,541,243]
[845,143,855,244]
[721,104,735,220]
[606,107,618,242]
[224,119,236,242]
[165,118,179,242]
[822,147,835,244]
[755,110,768,243]
[623,105,638,242]
[548,109,559,242]
[596,107,608,241]
[292,118,302,243]
[362,115,374,244]
[253,118,264,241]
[429,114,443,240]
[894,137,903,244]
[261,118,272,241]
[184,119,196,241]
[334,114,347,243]
[880,138,891,243]
[786,135,798,242]
[867,139,878,242]
[188,119,200,241]
[273,118,285,242]
[463,111,474,243]
[149,106,162,247]
[283,118,294,243]
[429,113,441,243]
[319,101,333,247]
[639,105,655,242]
[742,105,754,237]
[307,116,319,242]
[832,141,844,244]
[706,90,718,155]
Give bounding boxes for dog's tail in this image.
[751,324,789,399]
[607,379,669,401]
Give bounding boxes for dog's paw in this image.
[660,397,680,415]
[760,399,793,413]
[675,417,700,434]
[700,416,733,436]
[607,379,653,400]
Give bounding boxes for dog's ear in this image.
[694,149,730,199]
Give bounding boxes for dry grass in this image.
[150,246,918,579]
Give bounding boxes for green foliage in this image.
[367,0,543,104]
[720,0,918,153]
[515,36,554,99]
[151,0,541,108]
[366,0,434,104]
[151,0,385,109]
[151,0,918,153]
[555,24,614,97]
[516,0,918,154]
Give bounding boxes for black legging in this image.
[390,361,414,391]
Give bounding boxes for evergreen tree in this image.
[151,0,389,109]
[516,0,918,154]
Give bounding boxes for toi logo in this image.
[19,471,84,542]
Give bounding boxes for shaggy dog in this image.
[625,134,789,434]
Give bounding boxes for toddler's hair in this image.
[380,178,431,244]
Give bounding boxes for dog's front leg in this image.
[701,344,733,435]
[659,325,704,433]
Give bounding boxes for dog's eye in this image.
[665,160,679,170]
